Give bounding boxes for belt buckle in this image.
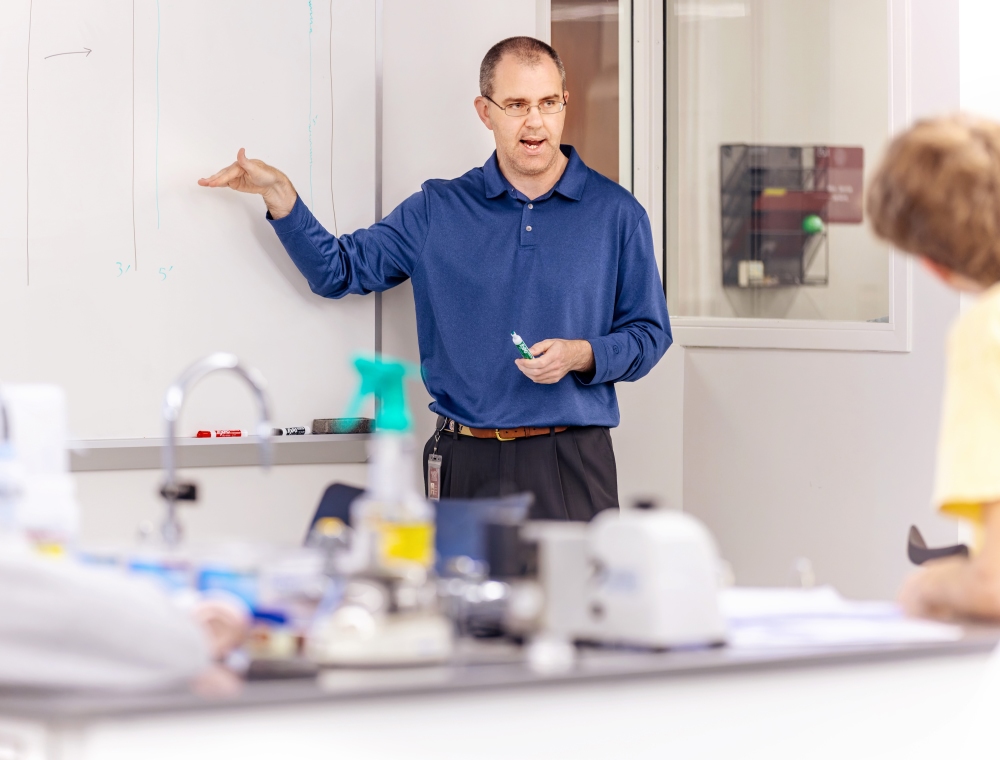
[495,428,516,442]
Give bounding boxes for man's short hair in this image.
[867,114,1000,286]
[479,36,567,99]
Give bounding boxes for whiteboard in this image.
[0,0,376,440]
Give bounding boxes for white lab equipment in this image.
[524,504,727,649]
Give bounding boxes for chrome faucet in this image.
[160,353,273,546]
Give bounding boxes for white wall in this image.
[680,0,961,599]
[960,0,1000,120]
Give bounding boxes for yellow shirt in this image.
[935,283,1000,523]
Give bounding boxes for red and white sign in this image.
[815,146,864,224]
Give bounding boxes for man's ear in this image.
[474,96,494,131]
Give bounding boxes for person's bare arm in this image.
[198,148,298,219]
[900,500,1000,621]
[515,339,595,385]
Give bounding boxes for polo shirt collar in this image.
[552,145,587,201]
[483,152,509,198]
[482,145,588,201]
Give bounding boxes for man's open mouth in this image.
[520,138,545,153]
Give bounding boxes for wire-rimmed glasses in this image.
[484,95,567,117]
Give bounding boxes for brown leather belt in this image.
[441,417,568,441]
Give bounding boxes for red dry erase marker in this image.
[195,429,250,438]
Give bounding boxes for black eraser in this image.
[312,417,375,434]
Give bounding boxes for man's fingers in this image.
[199,164,236,185]
[199,162,243,187]
[517,355,556,373]
[515,359,568,385]
[237,148,274,184]
[529,339,556,356]
[515,359,549,375]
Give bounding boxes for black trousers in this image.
[422,423,619,521]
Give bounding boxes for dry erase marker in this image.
[271,426,309,436]
[511,331,534,359]
[195,429,250,438]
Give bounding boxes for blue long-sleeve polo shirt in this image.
[268,146,671,429]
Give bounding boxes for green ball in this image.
[802,214,825,235]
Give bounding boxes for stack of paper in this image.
[721,586,963,650]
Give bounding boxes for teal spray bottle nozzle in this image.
[345,355,420,433]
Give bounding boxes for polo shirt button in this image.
[528,204,533,209]
[613,345,620,354]
[526,226,532,232]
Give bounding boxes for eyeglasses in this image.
[484,95,566,117]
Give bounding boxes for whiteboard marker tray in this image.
[68,435,370,472]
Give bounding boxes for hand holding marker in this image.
[511,331,534,360]
[511,331,597,385]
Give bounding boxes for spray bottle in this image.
[305,356,452,666]
[346,356,434,575]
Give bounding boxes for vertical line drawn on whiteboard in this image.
[26,0,33,286]
[328,0,339,236]
[131,0,138,268]
[308,0,315,209]
[155,0,161,229]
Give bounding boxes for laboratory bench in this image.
[1,629,998,760]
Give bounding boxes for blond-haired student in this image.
[868,114,1000,620]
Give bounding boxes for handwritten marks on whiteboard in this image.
[0,1,370,444]
[43,47,92,59]
[25,3,129,286]
[26,0,33,286]
[114,262,174,282]
[309,0,315,209]
[17,2,333,289]
[155,0,161,230]
[131,0,137,272]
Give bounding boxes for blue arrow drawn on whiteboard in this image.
[44,48,92,59]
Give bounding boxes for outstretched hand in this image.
[198,148,298,219]
[515,339,595,385]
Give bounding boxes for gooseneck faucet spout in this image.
[160,353,273,546]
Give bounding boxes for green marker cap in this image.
[346,355,419,433]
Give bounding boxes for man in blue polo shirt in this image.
[199,36,671,520]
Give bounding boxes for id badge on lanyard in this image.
[427,453,442,501]
[427,420,445,501]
